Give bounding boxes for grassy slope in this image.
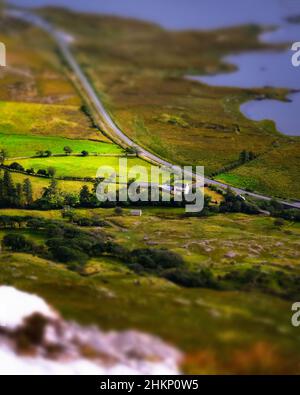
[0,101,104,141]
[0,252,296,374]
[0,18,110,142]
[217,139,300,200]
[0,194,298,374]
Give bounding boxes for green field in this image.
[217,139,300,200]
[0,133,123,158]
[6,155,152,179]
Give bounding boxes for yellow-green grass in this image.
[9,172,91,200]
[102,212,300,270]
[0,251,299,373]
[0,101,108,142]
[216,139,300,200]
[0,133,123,158]
[6,156,152,179]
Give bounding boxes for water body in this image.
[9,0,300,135]
[188,50,300,90]
[188,46,300,136]
[8,0,300,30]
[241,93,300,136]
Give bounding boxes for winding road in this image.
[8,9,300,209]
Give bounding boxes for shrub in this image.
[130,248,184,272]
[163,268,218,288]
[9,162,24,172]
[37,169,48,177]
[3,233,33,252]
[50,245,87,265]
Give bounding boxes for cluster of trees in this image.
[0,170,33,208]
[219,188,260,214]
[1,216,112,271]
[36,146,74,157]
[6,161,57,178]
[257,199,300,222]
[239,150,257,164]
[210,150,257,177]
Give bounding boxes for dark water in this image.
[188,50,300,89]
[8,0,300,30]
[190,48,300,136]
[241,93,300,136]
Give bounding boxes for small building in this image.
[130,209,142,217]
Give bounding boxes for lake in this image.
[8,0,300,30]
[241,93,300,136]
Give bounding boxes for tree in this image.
[79,185,91,206]
[47,167,56,178]
[64,193,79,207]
[9,162,24,171]
[2,170,16,206]
[37,169,48,176]
[36,150,44,157]
[23,178,33,206]
[125,146,140,156]
[36,179,64,209]
[0,148,7,165]
[44,150,52,157]
[15,183,25,207]
[2,233,32,252]
[239,150,249,163]
[64,146,73,155]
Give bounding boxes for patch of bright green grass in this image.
[6,156,152,179]
[0,133,123,158]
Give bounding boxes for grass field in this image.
[102,211,300,270]
[216,139,300,200]
[0,101,109,141]
[0,133,123,158]
[6,156,152,179]
[7,172,92,200]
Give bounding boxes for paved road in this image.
[8,9,300,209]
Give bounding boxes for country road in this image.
[8,9,300,209]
